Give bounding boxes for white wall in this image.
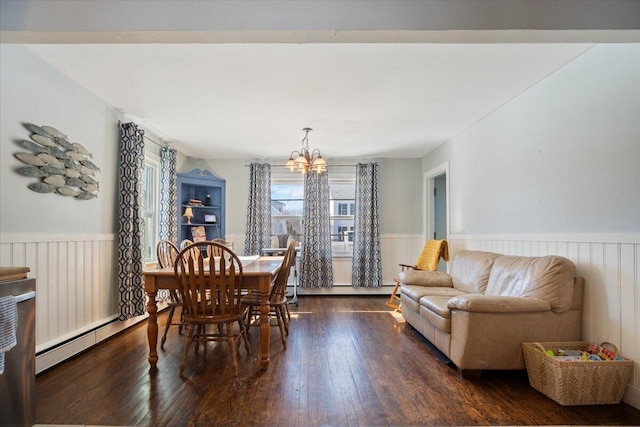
[422,44,640,408]
[0,45,120,235]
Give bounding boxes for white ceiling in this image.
[25,43,594,160]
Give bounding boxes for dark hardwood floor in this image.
[36,296,640,426]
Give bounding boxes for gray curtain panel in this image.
[351,163,382,287]
[117,122,146,320]
[158,146,177,243]
[244,163,271,255]
[300,170,334,288]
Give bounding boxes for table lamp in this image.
[183,207,194,224]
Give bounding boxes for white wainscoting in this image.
[449,233,640,409]
[0,233,122,372]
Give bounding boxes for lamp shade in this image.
[183,207,194,224]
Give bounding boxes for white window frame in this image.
[141,152,160,263]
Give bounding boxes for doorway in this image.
[424,163,449,271]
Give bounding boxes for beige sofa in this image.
[399,250,584,376]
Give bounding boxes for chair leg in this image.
[180,328,195,377]
[275,308,287,349]
[279,306,289,335]
[226,322,239,376]
[160,305,176,350]
[237,319,250,353]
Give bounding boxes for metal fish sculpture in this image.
[79,159,100,172]
[41,126,67,140]
[54,136,74,151]
[56,186,80,197]
[77,165,95,176]
[28,182,56,193]
[37,153,63,166]
[80,174,98,185]
[23,122,51,138]
[49,147,70,160]
[30,134,57,148]
[16,139,47,153]
[15,152,46,166]
[40,165,64,175]
[77,191,98,200]
[81,184,99,192]
[66,151,86,161]
[72,142,92,158]
[63,168,81,178]
[66,177,85,187]
[44,175,66,186]
[18,166,48,178]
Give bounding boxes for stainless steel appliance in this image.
[0,267,35,427]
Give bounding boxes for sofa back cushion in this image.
[450,251,500,294]
[485,255,576,312]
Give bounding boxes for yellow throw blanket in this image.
[414,239,449,271]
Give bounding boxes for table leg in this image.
[146,286,159,369]
[259,277,271,369]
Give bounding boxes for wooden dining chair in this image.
[156,240,182,350]
[209,238,231,257]
[174,241,250,377]
[242,241,296,349]
[180,238,201,260]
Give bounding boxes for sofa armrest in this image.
[399,270,452,287]
[447,294,551,313]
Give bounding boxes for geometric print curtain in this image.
[300,170,334,288]
[117,121,146,320]
[351,162,382,287]
[158,146,177,243]
[244,163,271,256]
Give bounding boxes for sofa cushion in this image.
[400,284,463,303]
[450,251,500,294]
[399,270,452,287]
[419,296,452,332]
[485,255,576,312]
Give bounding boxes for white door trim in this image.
[423,162,450,244]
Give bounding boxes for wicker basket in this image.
[522,341,634,406]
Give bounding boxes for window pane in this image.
[330,183,355,199]
[271,200,303,216]
[272,217,302,239]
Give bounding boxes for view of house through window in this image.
[271,177,355,255]
[141,156,160,263]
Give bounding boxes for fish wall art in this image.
[14,122,100,200]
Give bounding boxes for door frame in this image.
[423,162,450,244]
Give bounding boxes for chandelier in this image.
[284,127,327,174]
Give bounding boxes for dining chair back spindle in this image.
[174,241,250,377]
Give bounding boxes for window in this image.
[271,177,355,255]
[329,182,355,252]
[141,154,160,263]
[271,181,304,241]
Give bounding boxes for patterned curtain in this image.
[117,122,146,320]
[244,163,271,255]
[300,170,334,288]
[351,163,382,287]
[158,146,177,243]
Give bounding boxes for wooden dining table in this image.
[142,256,283,370]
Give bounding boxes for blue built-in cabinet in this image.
[176,169,225,244]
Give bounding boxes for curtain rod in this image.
[143,134,167,149]
[244,163,361,168]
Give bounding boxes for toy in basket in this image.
[522,341,633,406]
